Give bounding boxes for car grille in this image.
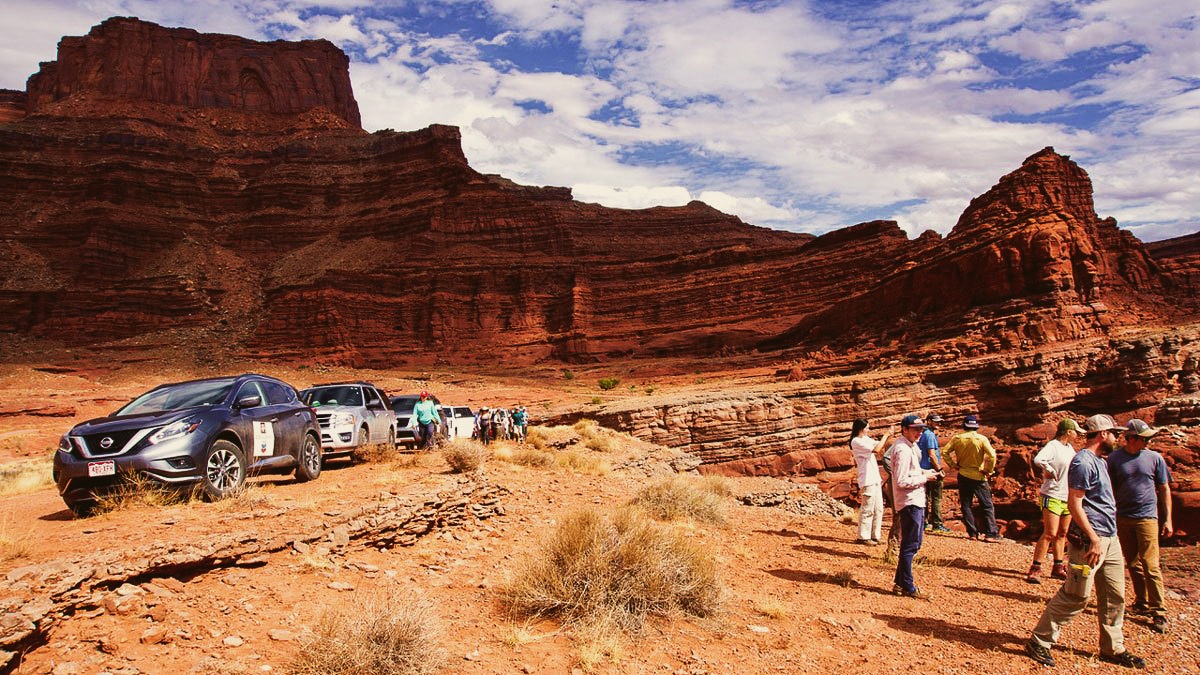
[316,413,332,429]
[79,429,142,457]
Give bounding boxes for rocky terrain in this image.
[0,23,1198,669]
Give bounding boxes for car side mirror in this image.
[236,395,263,409]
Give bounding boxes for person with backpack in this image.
[943,414,1001,542]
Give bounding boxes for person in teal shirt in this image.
[413,391,440,450]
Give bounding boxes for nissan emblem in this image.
[99,437,114,449]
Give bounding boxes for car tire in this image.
[68,501,95,519]
[202,439,246,500]
[358,426,371,448]
[295,433,322,483]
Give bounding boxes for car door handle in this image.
[270,418,279,423]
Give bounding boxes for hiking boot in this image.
[1024,639,1055,667]
[1150,616,1167,634]
[1129,602,1150,616]
[1049,561,1067,580]
[1100,651,1146,669]
[1025,562,1042,585]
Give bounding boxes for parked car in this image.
[391,394,445,448]
[440,405,475,439]
[53,374,322,516]
[298,381,397,458]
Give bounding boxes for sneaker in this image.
[1049,561,1067,580]
[1100,651,1145,669]
[892,584,932,600]
[1129,602,1150,616]
[869,538,880,545]
[1024,639,1055,667]
[1025,563,1042,585]
[981,534,1002,544]
[1150,616,1167,634]
[931,525,953,533]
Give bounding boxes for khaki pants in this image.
[1031,535,1125,656]
[1117,516,1166,618]
[858,483,883,541]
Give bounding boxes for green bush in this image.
[598,377,620,391]
[562,369,575,381]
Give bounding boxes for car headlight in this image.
[58,434,72,454]
[330,412,355,426]
[148,418,201,445]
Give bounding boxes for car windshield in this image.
[117,379,235,416]
[391,396,420,414]
[302,386,364,408]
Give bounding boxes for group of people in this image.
[850,411,1173,669]
[474,405,528,444]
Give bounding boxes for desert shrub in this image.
[290,591,443,675]
[213,483,274,512]
[0,458,54,498]
[512,447,556,467]
[441,438,487,474]
[352,441,394,464]
[597,377,620,391]
[572,419,598,437]
[500,508,722,633]
[562,369,575,381]
[92,472,186,515]
[583,434,613,452]
[590,396,603,405]
[0,514,32,563]
[629,476,729,525]
[556,450,611,475]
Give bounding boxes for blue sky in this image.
[1,1,1197,241]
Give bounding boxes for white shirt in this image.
[890,435,927,509]
[1034,438,1076,500]
[851,435,882,488]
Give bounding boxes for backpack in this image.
[882,443,895,474]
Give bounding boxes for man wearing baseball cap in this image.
[918,413,951,533]
[1026,414,1144,669]
[1108,419,1173,634]
[942,414,1000,542]
[889,414,943,600]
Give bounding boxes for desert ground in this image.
[1,360,1197,675]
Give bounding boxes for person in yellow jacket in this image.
[943,414,1001,542]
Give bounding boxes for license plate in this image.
[88,461,116,477]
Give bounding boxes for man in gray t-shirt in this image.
[1108,418,1173,633]
[1026,414,1144,669]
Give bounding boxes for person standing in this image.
[1025,414,1144,669]
[412,391,440,450]
[1108,419,1173,634]
[890,414,942,599]
[942,414,1001,542]
[918,412,950,533]
[850,418,892,545]
[1027,418,1082,583]
[512,406,529,443]
[474,406,492,445]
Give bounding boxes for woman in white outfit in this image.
[1026,418,1081,583]
[850,418,892,545]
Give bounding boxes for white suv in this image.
[299,382,397,458]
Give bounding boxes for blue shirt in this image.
[917,428,941,470]
[1067,449,1117,537]
[1107,448,1170,520]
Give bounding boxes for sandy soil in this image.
[1,364,1198,674]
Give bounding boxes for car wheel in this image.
[295,433,321,482]
[68,501,95,518]
[358,426,371,448]
[203,439,246,500]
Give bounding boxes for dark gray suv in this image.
[53,374,322,515]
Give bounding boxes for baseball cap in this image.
[964,414,980,429]
[1056,418,1082,435]
[1123,419,1159,438]
[900,414,926,428]
[420,390,430,398]
[1084,414,1126,433]
[926,412,945,424]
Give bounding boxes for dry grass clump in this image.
[290,591,443,675]
[92,472,186,516]
[440,438,488,474]
[753,597,789,620]
[351,441,395,464]
[0,514,33,563]
[555,449,611,475]
[212,483,274,512]
[0,458,54,498]
[500,508,722,634]
[583,434,613,452]
[629,476,730,525]
[503,445,556,468]
[573,419,600,440]
[527,425,576,451]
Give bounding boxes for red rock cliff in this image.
[25,17,360,127]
